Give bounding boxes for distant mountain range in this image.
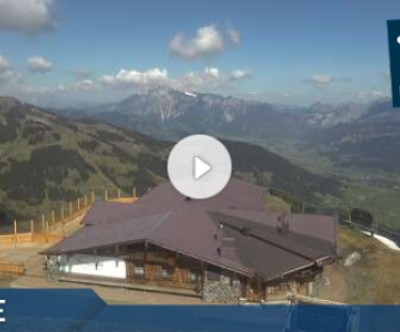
[58,88,397,173]
[61,88,311,141]
[0,95,341,221]
[310,99,400,173]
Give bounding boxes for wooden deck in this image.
[57,276,200,298]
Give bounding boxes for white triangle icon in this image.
[193,156,212,180]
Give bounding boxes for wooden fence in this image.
[0,188,138,246]
[339,219,400,246]
[0,262,25,275]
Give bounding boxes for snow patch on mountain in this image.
[184,91,197,98]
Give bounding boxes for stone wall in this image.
[202,273,241,302]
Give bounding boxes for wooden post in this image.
[45,221,49,242]
[371,216,375,237]
[51,209,56,224]
[61,218,65,237]
[104,189,108,201]
[13,220,17,244]
[30,219,34,234]
[117,189,121,200]
[61,207,65,236]
[349,208,352,225]
[41,214,46,234]
[133,187,137,198]
[77,198,81,210]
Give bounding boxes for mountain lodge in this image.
[43,179,337,302]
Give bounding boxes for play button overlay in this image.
[193,156,212,180]
[167,135,232,199]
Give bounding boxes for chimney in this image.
[277,214,289,234]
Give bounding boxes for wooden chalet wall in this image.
[55,242,321,302]
[116,243,203,291]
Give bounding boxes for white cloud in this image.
[100,68,169,88]
[88,66,249,93]
[229,69,250,81]
[226,24,241,46]
[17,66,251,101]
[306,75,334,86]
[0,54,19,86]
[177,67,249,90]
[169,24,240,60]
[27,56,53,73]
[204,67,220,79]
[74,79,95,92]
[0,0,55,33]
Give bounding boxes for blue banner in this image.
[388,19,400,107]
[1,289,400,332]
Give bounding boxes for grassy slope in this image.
[318,226,400,304]
[0,99,168,220]
[266,195,291,213]
[323,183,400,230]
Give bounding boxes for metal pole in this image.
[14,220,17,244]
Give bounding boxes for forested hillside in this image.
[0,96,342,221]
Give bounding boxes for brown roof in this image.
[212,209,337,245]
[212,211,335,280]
[44,178,336,281]
[138,178,268,211]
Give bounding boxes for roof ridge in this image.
[211,211,327,262]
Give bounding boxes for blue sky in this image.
[0,0,398,107]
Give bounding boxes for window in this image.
[189,271,199,283]
[161,267,174,280]
[133,263,145,278]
